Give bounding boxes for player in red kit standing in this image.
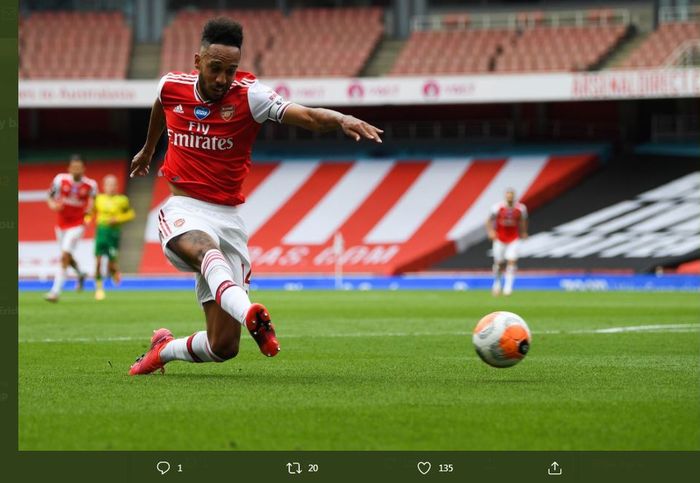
[45,154,97,302]
[128,18,383,375]
[486,188,528,296]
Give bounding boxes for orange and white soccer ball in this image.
[472,311,531,368]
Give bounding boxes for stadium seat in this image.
[494,25,628,73]
[620,21,700,68]
[390,29,513,75]
[391,10,628,75]
[161,7,383,78]
[19,11,132,79]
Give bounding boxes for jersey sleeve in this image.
[116,196,136,224]
[247,80,292,124]
[156,74,169,104]
[48,175,60,198]
[519,204,528,219]
[88,179,98,197]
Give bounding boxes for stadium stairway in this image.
[361,39,405,77]
[129,42,162,79]
[118,172,156,273]
[603,30,649,69]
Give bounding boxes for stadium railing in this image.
[620,20,700,69]
[411,8,630,31]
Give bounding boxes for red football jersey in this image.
[491,201,527,243]
[49,173,98,229]
[157,71,291,206]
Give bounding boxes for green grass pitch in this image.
[19,290,700,450]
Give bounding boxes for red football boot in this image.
[129,328,173,375]
[245,303,280,357]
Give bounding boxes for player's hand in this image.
[520,232,529,240]
[340,115,383,143]
[130,147,154,178]
[48,199,63,212]
[487,230,496,241]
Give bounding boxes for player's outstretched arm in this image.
[281,104,383,143]
[520,217,529,239]
[130,98,166,177]
[486,216,496,241]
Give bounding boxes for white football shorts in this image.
[157,195,251,305]
[55,224,85,254]
[492,239,520,263]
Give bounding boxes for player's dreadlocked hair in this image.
[201,17,243,49]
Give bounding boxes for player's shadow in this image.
[466,378,538,385]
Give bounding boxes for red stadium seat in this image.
[620,21,700,69]
[19,11,132,79]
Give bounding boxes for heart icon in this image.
[417,461,431,475]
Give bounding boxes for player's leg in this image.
[130,240,249,375]
[106,230,122,285]
[492,240,505,296]
[94,254,105,300]
[64,225,86,291]
[167,230,254,323]
[46,228,68,301]
[107,258,121,285]
[168,231,278,355]
[503,240,520,296]
[169,226,278,341]
[159,297,241,365]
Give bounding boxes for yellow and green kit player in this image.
[91,174,135,300]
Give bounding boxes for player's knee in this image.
[61,253,71,267]
[211,337,239,361]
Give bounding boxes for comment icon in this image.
[156,461,171,475]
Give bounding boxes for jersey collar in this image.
[194,78,213,105]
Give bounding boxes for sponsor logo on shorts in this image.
[194,106,210,120]
[174,218,185,227]
[220,104,234,120]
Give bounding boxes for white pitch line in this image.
[17,324,700,344]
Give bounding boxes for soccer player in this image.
[91,174,135,301]
[45,154,97,303]
[128,18,383,375]
[486,188,528,296]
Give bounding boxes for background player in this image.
[128,17,383,375]
[91,174,135,300]
[486,188,528,296]
[45,154,97,302]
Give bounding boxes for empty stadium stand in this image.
[161,7,383,78]
[392,8,630,75]
[391,29,512,75]
[20,11,132,79]
[160,9,284,76]
[620,21,700,68]
[260,7,384,77]
[495,25,628,72]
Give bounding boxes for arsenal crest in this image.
[220,105,234,121]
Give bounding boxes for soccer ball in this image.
[472,311,531,368]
